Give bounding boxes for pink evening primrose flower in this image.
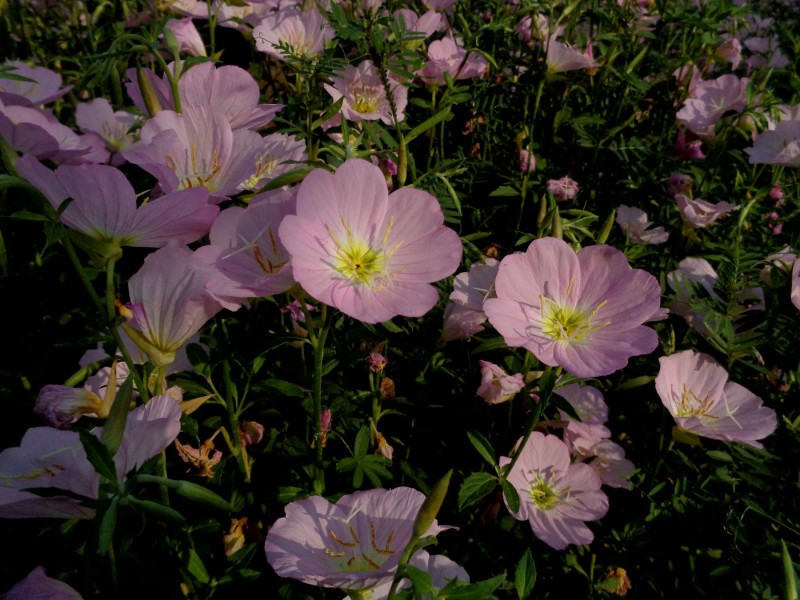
[164,18,207,56]
[2,566,83,599]
[743,120,800,168]
[253,7,335,61]
[655,350,777,448]
[15,155,218,253]
[122,104,263,200]
[0,59,73,106]
[324,60,408,125]
[476,360,525,404]
[792,260,800,311]
[0,394,182,519]
[417,36,489,86]
[124,241,229,367]
[278,159,462,324]
[240,132,308,192]
[360,549,469,599]
[547,177,579,200]
[675,194,736,228]
[616,204,669,244]
[265,487,449,590]
[195,187,296,305]
[676,74,750,139]
[442,258,499,341]
[75,98,140,157]
[484,238,661,378]
[125,63,282,131]
[500,432,608,550]
[545,37,599,73]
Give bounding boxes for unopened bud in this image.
[412,468,452,539]
[136,66,162,117]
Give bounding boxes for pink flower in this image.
[545,37,599,73]
[124,241,228,367]
[324,60,408,125]
[442,258,499,341]
[676,74,750,139]
[500,432,608,549]
[364,550,469,599]
[744,120,800,167]
[265,487,448,589]
[35,385,107,429]
[394,9,445,39]
[122,104,264,200]
[546,177,579,200]
[417,36,489,86]
[75,98,140,157]
[253,7,334,61]
[655,350,777,448]
[126,63,282,131]
[716,37,742,68]
[0,59,72,106]
[667,172,693,196]
[616,205,669,244]
[195,188,296,303]
[792,260,800,311]
[476,360,525,404]
[15,155,218,253]
[278,159,462,324]
[672,129,705,160]
[675,194,736,228]
[2,566,83,599]
[484,238,661,378]
[518,147,536,172]
[165,18,207,56]
[240,132,308,192]
[0,394,182,519]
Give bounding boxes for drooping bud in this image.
[136,66,163,118]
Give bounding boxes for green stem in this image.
[310,305,330,494]
[517,78,546,233]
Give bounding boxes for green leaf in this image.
[261,378,306,398]
[124,495,186,523]
[403,564,434,595]
[782,539,799,600]
[101,374,134,455]
[515,548,537,599]
[405,107,452,144]
[310,96,344,130]
[79,430,118,483]
[457,472,497,510]
[97,496,119,555]
[501,477,520,514]
[467,431,497,470]
[187,548,210,584]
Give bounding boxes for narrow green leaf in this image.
[187,548,210,584]
[489,185,520,197]
[125,495,186,523]
[405,107,452,144]
[782,540,799,600]
[457,472,497,511]
[97,496,119,555]
[440,574,506,599]
[515,548,537,599]
[101,374,133,455]
[466,430,497,469]
[501,477,521,514]
[79,430,118,483]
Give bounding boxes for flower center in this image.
[540,298,608,345]
[334,239,386,285]
[352,86,382,115]
[674,384,718,419]
[529,477,561,511]
[323,521,398,572]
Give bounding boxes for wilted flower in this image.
[380,377,396,400]
[476,360,525,404]
[672,128,706,160]
[368,353,389,373]
[667,172,693,196]
[500,432,608,549]
[519,147,536,172]
[265,487,449,590]
[224,517,249,557]
[484,238,661,378]
[175,437,222,478]
[278,159,462,324]
[655,350,777,448]
[239,421,265,447]
[375,431,394,460]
